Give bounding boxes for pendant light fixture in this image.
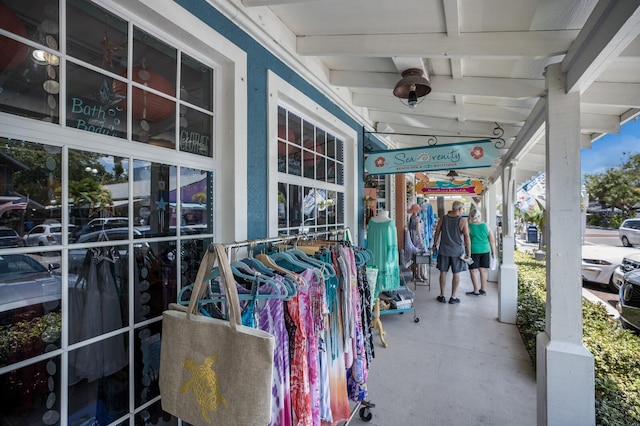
[393,68,431,109]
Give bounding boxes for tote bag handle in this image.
[186,243,242,329]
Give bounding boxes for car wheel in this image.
[608,276,619,293]
[622,236,631,247]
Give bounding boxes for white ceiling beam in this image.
[580,113,620,134]
[493,97,546,183]
[443,0,461,38]
[354,93,531,123]
[562,0,640,93]
[582,82,640,108]
[329,71,544,99]
[298,30,578,58]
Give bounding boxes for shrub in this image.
[515,251,640,425]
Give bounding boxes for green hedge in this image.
[515,251,640,425]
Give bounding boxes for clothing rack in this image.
[221,228,349,253]
[212,227,375,424]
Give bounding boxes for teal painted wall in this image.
[175,0,386,243]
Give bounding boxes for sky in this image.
[581,118,640,177]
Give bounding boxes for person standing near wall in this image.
[432,201,471,304]
[465,205,496,296]
[407,203,428,281]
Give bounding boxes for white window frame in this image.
[267,71,357,240]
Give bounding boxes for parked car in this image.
[0,253,61,316]
[68,228,145,275]
[618,269,640,333]
[0,226,23,248]
[71,217,129,242]
[619,218,640,247]
[612,251,640,291]
[581,244,639,292]
[22,223,75,246]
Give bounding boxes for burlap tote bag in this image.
[159,243,275,425]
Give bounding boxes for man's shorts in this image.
[436,255,467,273]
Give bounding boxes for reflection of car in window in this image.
[71,217,129,242]
[0,253,61,317]
[0,226,23,248]
[22,223,75,246]
[68,228,146,276]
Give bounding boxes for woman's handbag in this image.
[159,243,275,425]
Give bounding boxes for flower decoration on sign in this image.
[470,146,484,160]
[374,156,386,167]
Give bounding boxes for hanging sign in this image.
[364,139,498,175]
[416,179,484,195]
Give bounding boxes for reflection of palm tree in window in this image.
[69,178,114,218]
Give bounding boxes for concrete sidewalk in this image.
[358,265,536,426]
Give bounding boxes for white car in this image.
[581,244,640,292]
[612,251,640,291]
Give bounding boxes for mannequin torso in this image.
[370,210,391,222]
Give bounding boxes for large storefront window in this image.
[0,1,219,424]
[1,0,214,157]
[277,106,345,234]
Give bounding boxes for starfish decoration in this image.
[101,29,123,69]
[155,197,167,211]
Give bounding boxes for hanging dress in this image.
[366,219,400,295]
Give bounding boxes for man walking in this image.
[432,201,471,304]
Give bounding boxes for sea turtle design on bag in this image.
[180,355,227,422]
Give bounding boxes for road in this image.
[584,227,622,247]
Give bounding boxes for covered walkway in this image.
[360,265,536,425]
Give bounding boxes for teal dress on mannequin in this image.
[366,216,400,296]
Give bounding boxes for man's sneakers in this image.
[437,295,461,304]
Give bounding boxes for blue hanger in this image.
[269,252,310,273]
[287,248,335,279]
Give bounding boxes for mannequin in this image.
[366,208,397,348]
[370,210,391,222]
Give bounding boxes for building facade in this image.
[0,0,378,424]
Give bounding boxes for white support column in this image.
[498,164,517,324]
[486,183,498,283]
[537,62,595,426]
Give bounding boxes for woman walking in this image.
[465,205,496,296]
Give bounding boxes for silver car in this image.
[619,218,640,247]
[22,223,75,246]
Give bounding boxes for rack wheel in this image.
[359,406,373,422]
[414,317,420,323]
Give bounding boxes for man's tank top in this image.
[439,215,465,257]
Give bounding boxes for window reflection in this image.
[69,150,129,242]
[0,355,61,425]
[178,168,212,233]
[0,254,61,367]
[68,334,129,424]
[67,62,127,139]
[135,240,176,322]
[1,139,62,230]
[68,243,129,345]
[135,399,177,426]
[67,0,127,73]
[180,53,213,112]
[134,322,162,407]
[133,160,176,238]
[0,0,61,122]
